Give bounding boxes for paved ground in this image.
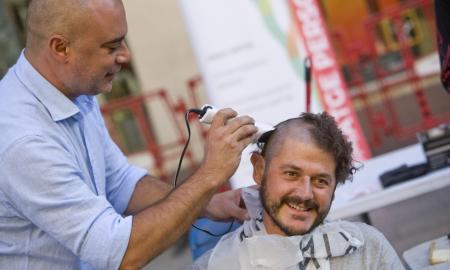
[143,236,192,270]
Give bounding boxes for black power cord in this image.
[173,108,235,237]
[173,108,202,187]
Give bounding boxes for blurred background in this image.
[1,0,449,269]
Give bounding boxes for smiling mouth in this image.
[286,202,313,212]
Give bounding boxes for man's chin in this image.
[280,212,325,235]
[98,83,113,95]
[283,223,315,236]
[271,216,316,236]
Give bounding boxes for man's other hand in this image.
[203,189,249,222]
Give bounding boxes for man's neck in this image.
[24,49,77,100]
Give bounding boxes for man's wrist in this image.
[192,165,229,189]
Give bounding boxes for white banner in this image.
[179,0,369,187]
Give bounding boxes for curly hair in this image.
[256,112,357,184]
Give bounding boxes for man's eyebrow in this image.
[280,164,302,171]
[280,164,333,179]
[102,36,125,46]
[313,173,332,180]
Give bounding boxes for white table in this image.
[403,235,450,269]
[328,143,450,220]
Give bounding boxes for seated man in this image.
[190,112,404,270]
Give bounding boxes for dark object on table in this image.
[417,124,450,171]
[379,124,450,187]
[380,163,429,187]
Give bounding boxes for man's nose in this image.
[117,40,131,64]
[294,176,313,200]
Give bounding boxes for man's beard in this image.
[259,175,332,236]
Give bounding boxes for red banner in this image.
[289,0,371,161]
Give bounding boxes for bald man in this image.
[0,0,256,269]
[190,113,404,270]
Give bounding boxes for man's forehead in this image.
[85,0,127,41]
[274,138,327,159]
[268,137,336,171]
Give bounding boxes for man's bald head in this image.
[25,0,123,53]
[256,112,356,184]
[26,0,86,52]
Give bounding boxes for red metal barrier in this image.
[331,0,450,152]
[101,89,196,181]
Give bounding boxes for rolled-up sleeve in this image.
[102,133,147,214]
[95,104,148,214]
[0,135,132,270]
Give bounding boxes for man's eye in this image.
[106,44,121,52]
[108,46,119,52]
[313,178,329,186]
[285,171,298,177]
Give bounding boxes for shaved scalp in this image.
[25,0,123,53]
[257,112,357,184]
[261,122,313,163]
[26,0,87,52]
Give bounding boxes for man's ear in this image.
[250,152,265,185]
[48,35,70,62]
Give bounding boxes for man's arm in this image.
[119,109,256,270]
[125,176,248,221]
[123,175,172,216]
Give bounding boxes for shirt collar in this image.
[15,50,81,122]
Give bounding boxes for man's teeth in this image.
[287,203,310,211]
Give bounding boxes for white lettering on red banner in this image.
[289,0,371,160]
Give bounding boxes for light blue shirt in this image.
[0,52,147,270]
